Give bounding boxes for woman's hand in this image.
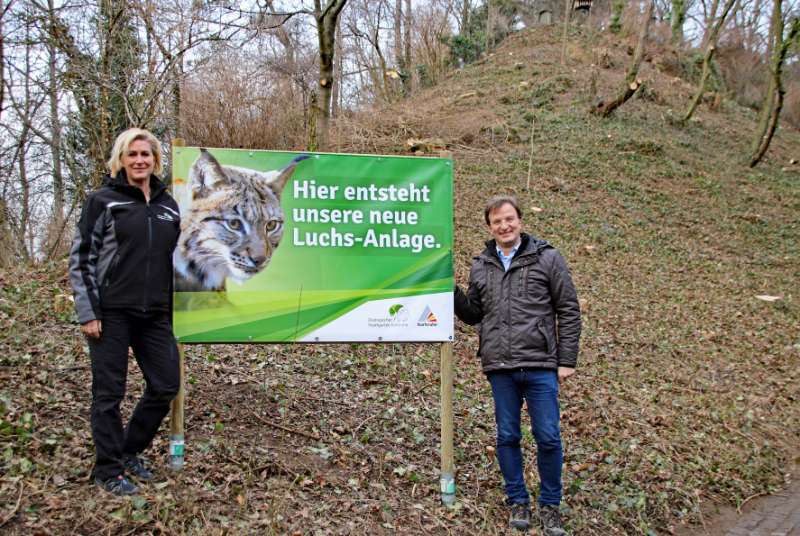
[81,320,102,339]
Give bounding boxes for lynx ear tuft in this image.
[266,154,310,198]
[189,149,229,199]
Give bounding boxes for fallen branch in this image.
[0,482,24,528]
[738,491,768,514]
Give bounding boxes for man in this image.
[454,195,581,534]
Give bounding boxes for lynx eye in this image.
[226,219,243,231]
[265,219,281,233]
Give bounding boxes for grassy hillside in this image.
[1,26,798,535]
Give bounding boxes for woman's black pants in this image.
[88,309,179,481]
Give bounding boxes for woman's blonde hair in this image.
[107,128,163,177]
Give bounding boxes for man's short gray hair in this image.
[484,195,522,225]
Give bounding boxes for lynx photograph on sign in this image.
[171,147,454,343]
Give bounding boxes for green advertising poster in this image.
[171,147,454,343]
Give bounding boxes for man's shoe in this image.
[539,504,567,536]
[95,475,139,496]
[124,455,154,481]
[509,502,531,531]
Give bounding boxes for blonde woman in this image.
[69,128,181,495]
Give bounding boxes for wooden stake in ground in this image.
[593,0,654,117]
[169,137,186,471]
[526,113,536,191]
[439,342,456,505]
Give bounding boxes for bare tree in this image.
[3,10,44,261]
[313,0,348,150]
[332,15,343,116]
[40,0,66,254]
[403,0,411,77]
[749,5,799,166]
[1,0,17,123]
[41,0,142,189]
[670,0,688,45]
[348,1,396,102]
[412,1,454,88]
[394,0,403,74]
[684,0,736,121]
[393,0,412,94]
[593,0,655,117]
[460,0,472,33]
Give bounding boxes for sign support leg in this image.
[169,138,186,471]
[440,342,456,505]
[169,343,185,470]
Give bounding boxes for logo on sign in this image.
[389,304,409,323]
[368,303,409,328]
[417,306,438,326]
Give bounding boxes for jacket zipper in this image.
[143,201,152,312]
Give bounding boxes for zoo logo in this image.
[389,304,409,323]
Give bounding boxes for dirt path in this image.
[678,473,799,536]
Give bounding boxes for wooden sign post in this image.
[440,341,456,505]
[169,138,186,471]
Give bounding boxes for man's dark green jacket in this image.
[454,233,581,373]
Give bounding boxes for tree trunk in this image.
[670,0,686,45]
[97,3,112,186]
[17,134,31,263]
[560,0,573,65]
[749,14,799,167]
[683,0,735,121]
[749,0,781,164]
[45,0,66,255]
[0,199,11,268]
[16,17,33,262]
[460,0,470,34]
[308,90,319,152]
[274,20,298,104]
[594,0,654,117]
[610,0,625,33]
[313,0,348,151]
[486,0,495,51]
[403,0,411,94]
[332,20,342,118]
[0,0,6,124]
[394,0,403,73]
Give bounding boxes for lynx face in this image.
[174,149,308,292]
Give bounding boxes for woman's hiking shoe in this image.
[124,455,154,481]
[95,475,139,496]
[509,503,531,531]
[539,504,567,535]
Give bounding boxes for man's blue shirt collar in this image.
[496,241,521,271]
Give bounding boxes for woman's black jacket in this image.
[69,172,181,324]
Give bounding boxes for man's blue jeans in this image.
[487,368,563,506]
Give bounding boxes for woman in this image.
[69,128,181,496]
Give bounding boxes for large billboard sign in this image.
[171,147,454,343]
